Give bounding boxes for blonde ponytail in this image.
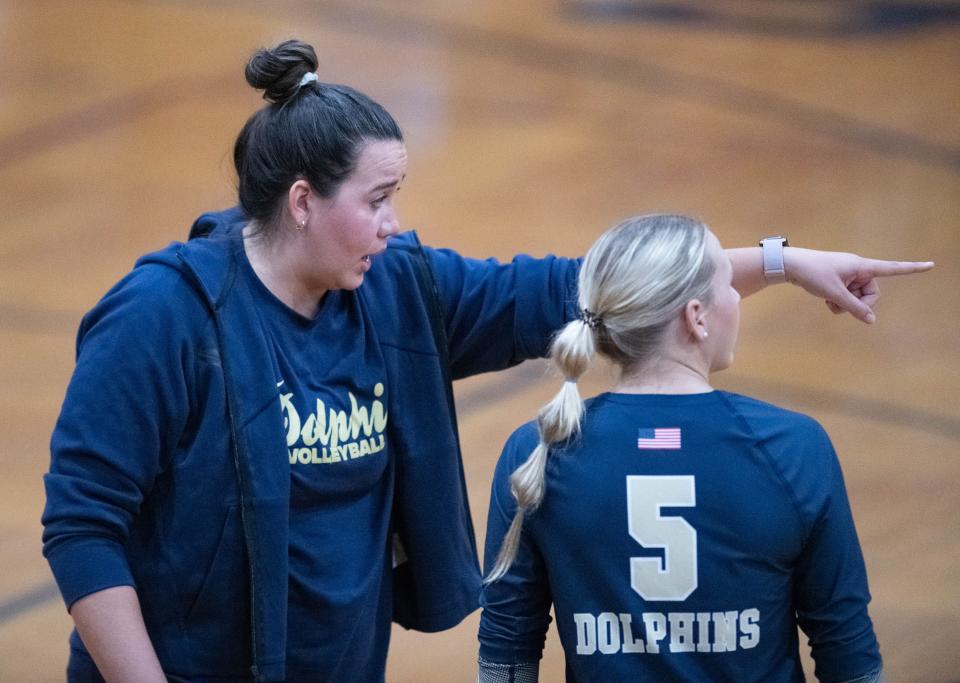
[486,318,595,582]
[485,214,715,583]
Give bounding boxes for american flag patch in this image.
[637,428,682,450]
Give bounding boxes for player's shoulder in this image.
[500,398,612,456]
[488,421,539,494]
[720,393,843,529]
[718,391,837,494]
[719,390,828,442]
[497,394,610,474]
[501,421,540,463]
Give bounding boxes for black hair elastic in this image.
[578,308,603,330]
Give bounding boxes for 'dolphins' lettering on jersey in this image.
[281,382,388,465]
[573,609,759,655]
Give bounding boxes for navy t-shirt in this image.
[480,391,881,683]
[241,252,393,681]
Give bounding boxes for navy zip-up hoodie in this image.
[43,207,579,681]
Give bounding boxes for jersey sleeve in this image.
[478,424,553,667]
[423,246,580,380]
[41,264,202,610]
[791,424,882,683]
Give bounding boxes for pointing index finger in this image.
[862,259,935,277]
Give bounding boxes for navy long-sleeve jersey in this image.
[479,391,881,683]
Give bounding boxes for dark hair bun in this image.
[245,39,319,104]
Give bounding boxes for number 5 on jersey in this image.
[627,475,697,601]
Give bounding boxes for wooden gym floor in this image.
[0,1,957,680]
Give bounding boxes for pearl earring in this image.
[702,331,709,339]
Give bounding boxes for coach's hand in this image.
[784,248,934,324]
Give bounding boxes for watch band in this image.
[759,236,789,284]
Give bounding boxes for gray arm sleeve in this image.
[478,657,540,683]
[833,668,884,683]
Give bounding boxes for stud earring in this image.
[295,219,306,232]
[701,331,709,339]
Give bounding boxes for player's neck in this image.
[614,357,713,395]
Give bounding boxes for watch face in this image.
[760,236,788,247]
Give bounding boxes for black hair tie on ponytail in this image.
[578,308,603,330]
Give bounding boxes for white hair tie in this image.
[299,72,319,87]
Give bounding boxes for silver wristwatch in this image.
[759,236,789,284]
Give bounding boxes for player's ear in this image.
[683,299,706,340]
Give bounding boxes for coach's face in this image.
[702,231,741,372]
